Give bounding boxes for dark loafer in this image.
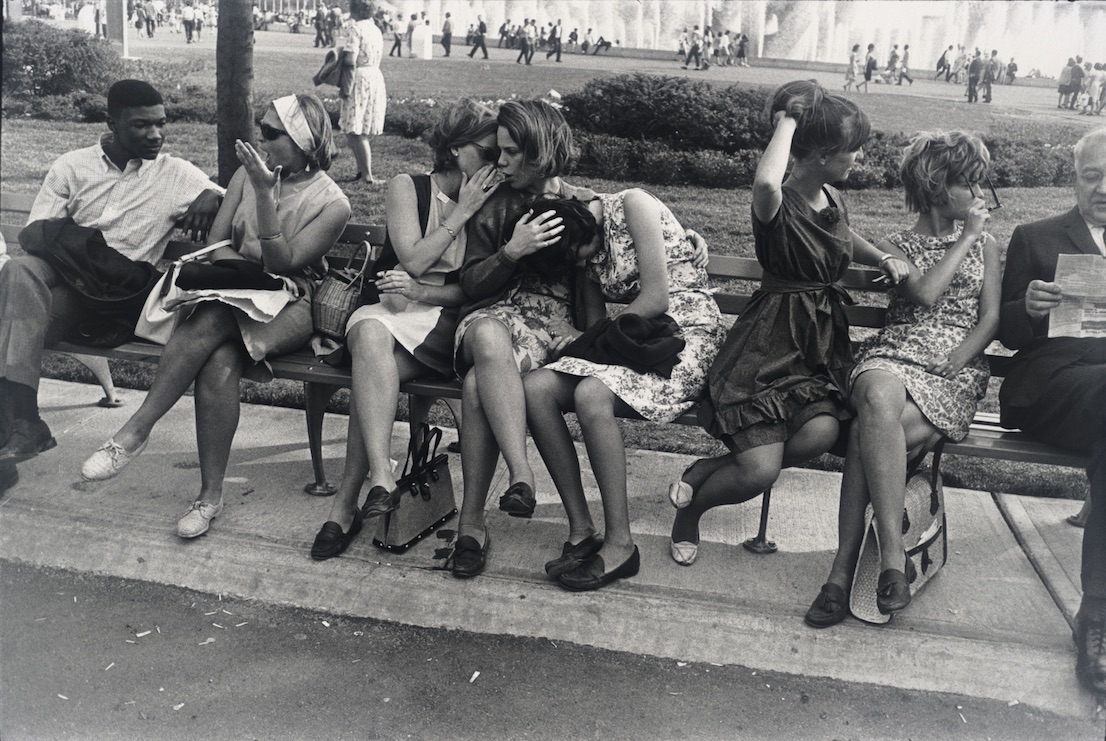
[0,419,57,464]
[310,508,364,561]
[544,533,604,579]
[1073,603,1106,694]
[805,583,849,628]
[876,554,917,615]
[498,482,536,518]
[558,546,640,592]
[449,532,490,578]
[361,486,397,518]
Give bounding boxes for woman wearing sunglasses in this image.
[311,99,502,559]
[81,93,350,540]
[806,130,1001,627]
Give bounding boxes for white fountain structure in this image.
[388,0,1106,78]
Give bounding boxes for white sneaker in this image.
[176,500,223,539]
[81,438,148,481]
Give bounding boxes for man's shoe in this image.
[81,438,148,481]
[176,500,223,539]
[0,419,56,464]
[1073,602,1106,694]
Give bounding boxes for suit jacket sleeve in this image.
[998,224,1047,351]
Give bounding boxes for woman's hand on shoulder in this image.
[456,164,503,217]
[503,209,564,261]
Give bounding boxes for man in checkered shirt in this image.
[0,80,223,489]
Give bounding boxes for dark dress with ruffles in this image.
[698,185,855,452]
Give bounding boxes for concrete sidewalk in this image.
[0,380,1099,720]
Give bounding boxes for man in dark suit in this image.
[999,127,1106,694]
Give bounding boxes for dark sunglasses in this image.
[259,123,288,141]
[469,142,498,163]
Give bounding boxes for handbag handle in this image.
[343,240,373,294]
[399,423,443,479]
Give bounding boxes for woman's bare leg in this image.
[192,341,245,504]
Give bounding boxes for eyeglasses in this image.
[983,174,1001,212]
[469,142,498,163]
[259,123,289,141]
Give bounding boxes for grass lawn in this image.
[1,39,1091,502]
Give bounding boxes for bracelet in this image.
[878,253,895,266]
[259,231,283,241]
[442,223,458,239]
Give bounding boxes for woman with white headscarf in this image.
[80,93,351,540]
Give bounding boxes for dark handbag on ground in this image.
[312,241,373,340]
[849,439,948,624]
[372,424,457,553]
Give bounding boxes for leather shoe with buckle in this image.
[805,583,849,628]
[558,546,640,592]
[1073,601,1106,694]
[0,419,56,464]
[449,532,490,578]
[310,508,364,560]
[545,533,604,579]
[498,482,536,518]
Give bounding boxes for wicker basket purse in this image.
[312,241,373,340]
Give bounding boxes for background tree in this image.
[215,0,254,187]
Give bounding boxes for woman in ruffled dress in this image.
[340,0,386,185]
[805,131,1000,626]
[667,80,909,567]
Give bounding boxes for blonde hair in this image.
[291,93,336,171]
[899,131,990,214]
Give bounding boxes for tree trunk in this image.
[215,0,255,187]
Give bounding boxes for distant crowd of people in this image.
[1056,57,1106,116]
[676,26,750,71]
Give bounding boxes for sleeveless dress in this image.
[851,226,990,441]
[340,19,386,136]
[230,169,349,367]
[541,192,725,422]
[346,174,465,376]
[699,185,855,452]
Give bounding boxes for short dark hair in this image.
[427,98,497,172]
[766,79,870,160]
[107,80,164,118]
[497,100,574,179]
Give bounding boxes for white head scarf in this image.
[272,95,316,155]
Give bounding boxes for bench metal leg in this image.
[742,488,778,554]
[303,381,342,496]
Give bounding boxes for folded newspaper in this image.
[1048,253,1106,338]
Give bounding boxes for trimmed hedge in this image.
[2,19,122,100]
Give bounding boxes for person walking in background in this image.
[440,12,452,57]
[683,26,701,70]
[967,50,982,103]
[1005,58,1018,85]
[546,18,562,62]
[897,44,913,85]
[935,45,953,81]
[581,27,592,55]
[1083,63,1106,115]
[997,128,1106,695]
[467,15,488,60]
[404,13,416,55]
[1068,58,1086,110]
[886,44,900,82]
[806,131,1000,627]
[338,0,386,185]
[498,19,510,48]
[566,28,578,53]
[515,18,532,64]
[981,49,999,102]
[844,43,861,92]
[669,80,909,568]
[861,43,877,93]
[736,33,749,67]
[1058,59,1076,108]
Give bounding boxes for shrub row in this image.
[1,21,1080,190]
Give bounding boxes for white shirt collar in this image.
[1083,216,1106,256]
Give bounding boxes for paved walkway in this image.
[0,380,1099,720]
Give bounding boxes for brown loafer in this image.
[545,533,604,579]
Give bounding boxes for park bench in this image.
[1,189,1090,553]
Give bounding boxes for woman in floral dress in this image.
[806,131,1001,626]
[339,0,386,184]
[525,190,725,591]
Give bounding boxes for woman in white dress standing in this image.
[340,0,386,185]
